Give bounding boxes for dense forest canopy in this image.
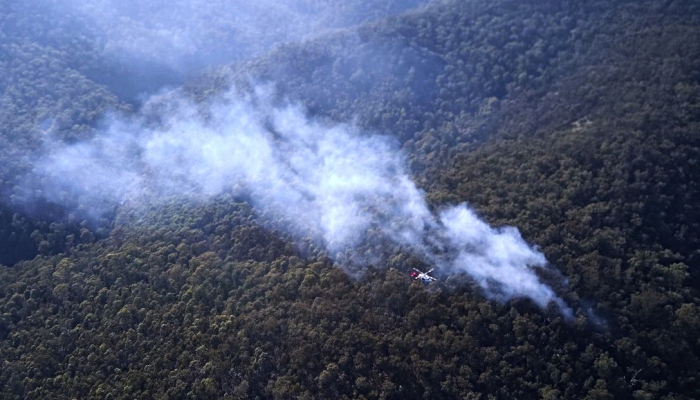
[1,0,699,399]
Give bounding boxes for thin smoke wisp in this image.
[28,87,572,317]
[59,0,431,72]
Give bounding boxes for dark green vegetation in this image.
[2,0,700,399]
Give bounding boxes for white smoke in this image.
[29,86,571,317]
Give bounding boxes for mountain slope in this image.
[1,0,699,399]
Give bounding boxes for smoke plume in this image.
[24,86,572,317]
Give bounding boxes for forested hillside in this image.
[1,0,699,399]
